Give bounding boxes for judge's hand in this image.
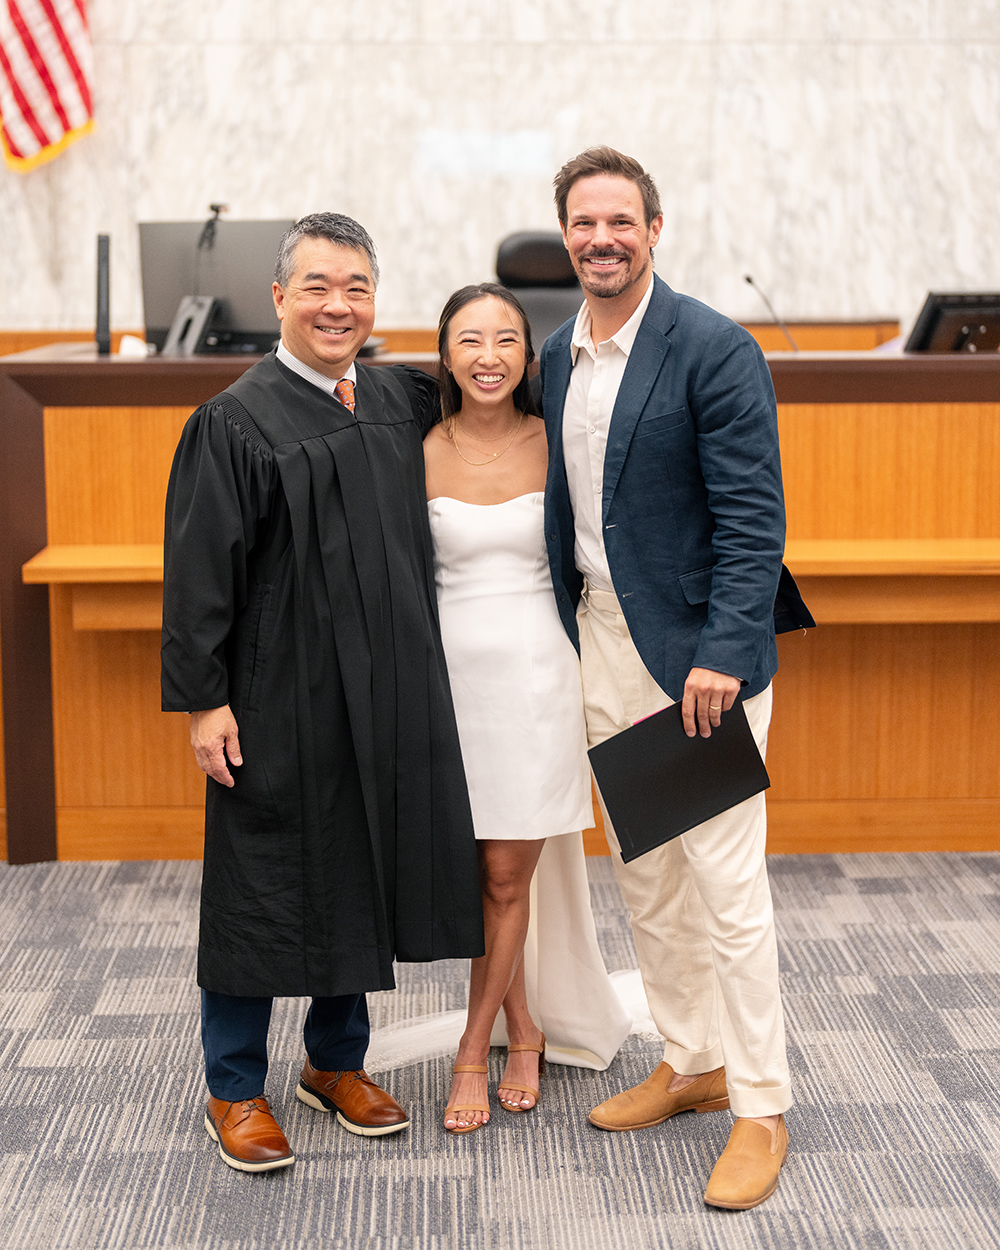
[682,668,741,739]
[190,705,242,787]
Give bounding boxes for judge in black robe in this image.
[161,216,483,1166]
[163,352,482,991]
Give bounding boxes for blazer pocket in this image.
[634,406,688,438]
[678,566,714,605]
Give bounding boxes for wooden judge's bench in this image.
[1,337,999,863]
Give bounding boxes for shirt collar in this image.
[570,272,655,364]
[276,341,357,398]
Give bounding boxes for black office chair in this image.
[496,232,582,348]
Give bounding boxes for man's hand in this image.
[190,705,243,787]
[681,668,741,738]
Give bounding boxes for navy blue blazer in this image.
[540,275,785,702]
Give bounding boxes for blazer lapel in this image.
[541,324,575,477]
[602,278,677,514]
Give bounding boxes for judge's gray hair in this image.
[274,213,380,288]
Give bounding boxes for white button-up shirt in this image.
[561,275,655,592]
[276,341,357,400]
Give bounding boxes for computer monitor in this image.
[904,292,1000,353]
[139,219,295,353]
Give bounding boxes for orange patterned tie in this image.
[334,378,355,413]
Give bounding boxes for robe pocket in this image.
[633,407,688,438]
[240,583,275,713]
[678,566,714,605]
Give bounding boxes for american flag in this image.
[0,0,94,172]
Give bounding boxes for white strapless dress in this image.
[426,493,632,1069]
[429,492,592,840]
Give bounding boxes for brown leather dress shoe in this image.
[296,1059,410,1137]
[703,1115,789,1209]
[204,1095,295,1172]
[589,1062,729,1131]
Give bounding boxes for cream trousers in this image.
[578,585,792,1118]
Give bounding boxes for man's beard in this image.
[576,249,649,300]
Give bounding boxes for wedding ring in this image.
[709,704,722,710]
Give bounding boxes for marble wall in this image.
[2,0,998,333]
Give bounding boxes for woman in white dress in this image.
[424,284,630,1133]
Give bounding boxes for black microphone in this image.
[197,203,228,251]
[96,234,110,355]
[744,274,798,351]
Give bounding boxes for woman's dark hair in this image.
[437,283,539,421]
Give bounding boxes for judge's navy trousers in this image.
[201,990,370,1100]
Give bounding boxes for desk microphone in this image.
[198,203,228,252]
[744,274,798,351]
[96,234,110,355]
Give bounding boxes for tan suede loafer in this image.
[204,1095,295,1173]
[703,1115,788,1209]
[588,1062,729,1131]
[296,1059,410,1136]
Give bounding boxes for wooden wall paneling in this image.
[43,407,192,545]
[745,322,900,351]
[778,403,1000,540]
[57,807,203,860]
[768,624,1000,802]
[794,574,1000,623]
[70,584,163,630]
[767,799,1000,853]
[49,586,205,814]
[0,331,143,357]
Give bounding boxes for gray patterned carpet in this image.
[2,853,1000,1249]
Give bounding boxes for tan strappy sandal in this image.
[444,1062,490,1134]
[499,1034,546,1114]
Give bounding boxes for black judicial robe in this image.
[161,352,484,997]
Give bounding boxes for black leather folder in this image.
[587,700,770,863]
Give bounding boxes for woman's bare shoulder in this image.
[423,419,451,446]
[521,415,548,450]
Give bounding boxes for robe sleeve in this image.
[388,364,441,434]
[161,396,277,712]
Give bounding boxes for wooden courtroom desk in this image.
[765,353,1000,853]
[2,346,999,862]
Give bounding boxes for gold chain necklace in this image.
[447,413,524,466]
[456,423,516,443]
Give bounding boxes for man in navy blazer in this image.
[540,147,793,1210]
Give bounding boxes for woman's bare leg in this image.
[498,952,545,1109]
[444,838,545,1130]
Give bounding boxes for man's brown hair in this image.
[553,146,662,229]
